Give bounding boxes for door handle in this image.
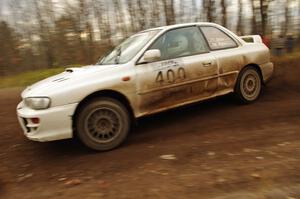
[202,61,212,67]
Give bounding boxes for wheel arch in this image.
[72,90,135,133]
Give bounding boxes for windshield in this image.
[98,30,160,65]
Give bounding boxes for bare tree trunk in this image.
[0,21,20,75]
[45,0,56,26]
[179,0,185,23]
[151,0,160,27]
[298,0,300,39]
[199,0,205,21]
[127,0,137,32]
[94,1,116,44]
[33,0,54,68]
[86,22,94,63]
[113,0,128,37]
[237,0,244,35]
[98,1,113,45]
[204,0,214,22]
[137,0,146,30]
[92,0,104,40]
[104,4,113,45]
[221,0,227,27]
[206,0,212,22]
[284,0,290,35]
[0,1,3,20]
[79,0,88,64]
[191,0,197,21]
[251,0,258,34]
[259,0,269,35]
[10,0,37,70]
[162,0,175,25]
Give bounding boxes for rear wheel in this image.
[76,97,130,151]
[234,66,262,104]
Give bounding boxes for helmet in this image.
[167,34,189,57]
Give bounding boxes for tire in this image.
[76,97,130,151]
[234,66,262,104]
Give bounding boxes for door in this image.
[136,26,218,115]
[200,26,243,93]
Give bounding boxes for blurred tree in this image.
[251,0,258,34]
[259,0,271,35]
[162,0,175,25]
[284,0,290,35]
[191,0,198,21]
[221,0,227,27]
[204,0,215,22]
[78,0,90,64]
[151,0,161,27]
[0,21,20,75]
[179,0,185,23]
[127,0,138,32]
[33,0,55,67]
[92,0,112,45]
[137,0,147,30]
[113,0,128,37]
[54,16,78,66]
[8,0,37,71]
[299,0,300,40]
[237,0,244,35]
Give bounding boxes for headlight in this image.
[24,97,51,110]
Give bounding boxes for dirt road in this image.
[1,59,300,199]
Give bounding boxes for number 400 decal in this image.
[156,67,186,84]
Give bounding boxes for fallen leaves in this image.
[277,142,291,147]
[97,180,110,188]
[58,177,67,182]
[250,173,261,179]
[243,148,261,153]
[64,179,82,186]
[255,156,264,160]
[17,173,33,182]
[207,151,215,156]
[159,154,177,160]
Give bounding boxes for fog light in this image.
[31,118,40,124]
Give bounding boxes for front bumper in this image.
[16,101,78,142]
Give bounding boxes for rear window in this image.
[201,26,238,50]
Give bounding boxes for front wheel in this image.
[234,66,262,104]
[76,97,130,151]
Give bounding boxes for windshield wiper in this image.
[115,47,122,64]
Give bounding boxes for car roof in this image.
[141,22,220,33]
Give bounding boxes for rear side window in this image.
[200,26,238,50]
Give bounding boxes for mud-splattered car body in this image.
[17,22,273,142]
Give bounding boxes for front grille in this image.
[22,118,30,133]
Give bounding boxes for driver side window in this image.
[149,26,209,61]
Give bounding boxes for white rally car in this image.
[17,23,273,151]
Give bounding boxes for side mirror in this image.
[141,49,161,63]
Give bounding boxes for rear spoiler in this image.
[240,35,263,43]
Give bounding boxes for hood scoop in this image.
[65,67,83,73]
[65,68,73,73]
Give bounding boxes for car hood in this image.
[21,64,116,98]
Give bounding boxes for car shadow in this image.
[126,94,237,144]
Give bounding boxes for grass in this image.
[0,68,66,89]
[271,50,300,63]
